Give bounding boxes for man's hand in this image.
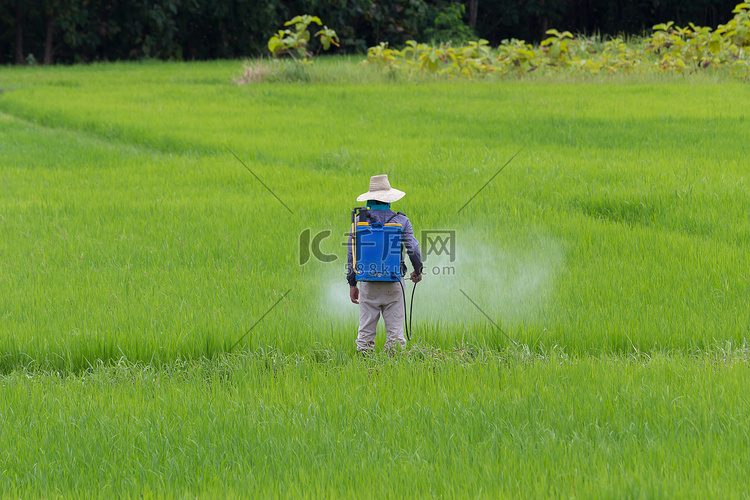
[350,285,359,304]
[410,271,422,283]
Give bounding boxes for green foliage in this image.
[644,4,750,77]
[496,39,539,74]
[423,3,476,45]
[367,39,494,78]
[370,39,494,79]
[540,29,574,65]
[718,2,750,77]
[595,37,642,74]
[366,2,750,80]
[3,0,747,64]
[719,2,750,49]
[316,25,340,51]
[267,15,339,62]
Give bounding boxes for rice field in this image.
[1,59,749,497]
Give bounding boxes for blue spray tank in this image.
[351,206,403,282]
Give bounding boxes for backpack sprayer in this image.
[351,206,418,340]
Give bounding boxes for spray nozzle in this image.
[352,206,370,224]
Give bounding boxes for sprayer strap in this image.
[386,211,405,224]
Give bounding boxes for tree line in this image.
[0,0,740,65]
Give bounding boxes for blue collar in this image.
[366,200,391,211]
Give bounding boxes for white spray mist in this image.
[414,229,564,328]
[314,228,564,331]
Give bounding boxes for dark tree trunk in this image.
[14,2,24,65]
[44,11,55,65]
[468,0,478,30]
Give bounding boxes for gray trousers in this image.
[356,280,405,352]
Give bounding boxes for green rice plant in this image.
[2,352,750,497]
[1,60,750,371]
[1,58,750,498]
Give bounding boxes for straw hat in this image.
[356,174,405,203]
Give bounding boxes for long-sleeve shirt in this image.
[346,210,423,287]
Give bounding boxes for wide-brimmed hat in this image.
[356,174,405,203]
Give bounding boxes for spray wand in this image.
[398,278,417,341]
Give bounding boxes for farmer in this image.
[347,174,423,354]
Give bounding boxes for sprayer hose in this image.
[410,280,417,338]
[398,278,417,342]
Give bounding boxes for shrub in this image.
[267,15,339,62]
